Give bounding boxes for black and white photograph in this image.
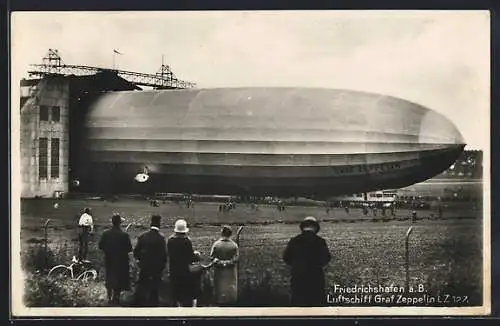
[10,10,490,316]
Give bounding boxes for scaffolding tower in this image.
[28,49,196,89]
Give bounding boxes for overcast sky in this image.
[11,11,489,150]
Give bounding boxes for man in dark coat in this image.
[283,216,331,306]
[133,215,168,306]
[98,213,132,305]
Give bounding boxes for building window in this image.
[40,106,49,121]
[50,138,60,179]
[52,106,60,122]
[39,137,48,179]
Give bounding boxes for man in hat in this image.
[283,216,331,306]
[133,215,168,306]
[167,218,198,307]
[98,213,132,305]
[78,207,94,261]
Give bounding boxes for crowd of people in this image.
[77,208,332,307]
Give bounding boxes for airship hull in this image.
[73,87,465,197]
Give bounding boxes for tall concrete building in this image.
[20,72,140,198]
[19,50,196,198]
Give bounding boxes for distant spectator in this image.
[412,210,417,223]
[363,203,369,215]
[283,216,331,306]
[98,214,132,305]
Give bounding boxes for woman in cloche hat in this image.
[167,218,198,307]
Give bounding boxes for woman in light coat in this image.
[210,225,239,306]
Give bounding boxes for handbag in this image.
[189,261,214,273]
[189,262,203,274]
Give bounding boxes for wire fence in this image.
[21,195,483,307]
[22,214,483,307]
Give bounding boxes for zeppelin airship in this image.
[71,87,465,197]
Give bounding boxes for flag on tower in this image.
[113,49,122,55]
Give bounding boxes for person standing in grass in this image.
[78,207,94,261]
[210,225,239,306]
[98,213,132,306]
[133,215,168,306]
[167,218,198,307]
[283,216,331,307]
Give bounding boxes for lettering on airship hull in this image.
[330,162,403,176]
[367,162,403,174]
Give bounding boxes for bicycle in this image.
[47,256,98,282]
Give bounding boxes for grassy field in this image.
[19,196,484,307]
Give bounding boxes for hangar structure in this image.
[20,49,196,198]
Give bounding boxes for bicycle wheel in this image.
[48,265,72,279]
[76,269,97,282]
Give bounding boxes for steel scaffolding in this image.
[28,49,196,89]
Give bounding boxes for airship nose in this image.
[418,110,465,146]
